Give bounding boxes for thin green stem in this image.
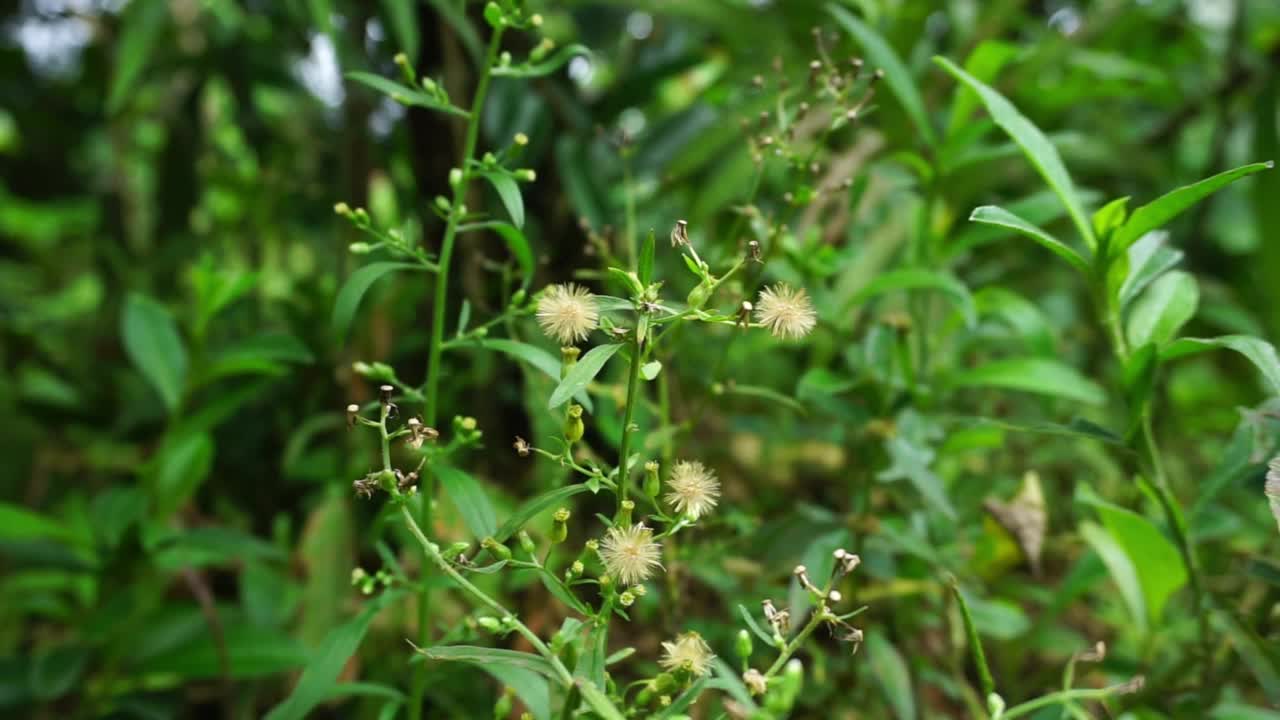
[763,608,827,679]
[399,505,574,687]
[616,336,644,506]
[413,26,506,720]
[998,682,1138,720]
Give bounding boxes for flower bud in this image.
[483,2,504,28]
[477,616,502,633]
[564,404,585,443]
[494,687,514,719]
[686,280,712,310]
[560,346,580,379]
[643,461,661,499]
[481,536,511,561]
[442,541,471,561]
[735,629,753,659]
[448,168,463,187]
[514,132,529,146]
[348,242,372,254]
[616,499,634,526]
[619,591,636,607]
[518,530,536,555]
[515,169,537,182]
[552,508,570,543]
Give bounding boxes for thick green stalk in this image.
[413,26,505,720]
[616,336,644,505]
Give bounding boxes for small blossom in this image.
[665,460,720,520]
[755,283,817,340]
[660,631,715,677]
[536,283,599,345]
[743,668,768,695]
[1266,456,1280,534]
[599,523,662,585]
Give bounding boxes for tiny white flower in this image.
[665,460,720,520]
[755,283,817,340]
[536,283,599,345]
[1266,456,1280,534]
[599,523,662,585]
[660,631,715,677]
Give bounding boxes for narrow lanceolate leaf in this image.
[435,465,497,540]
[1125,270,1198,348]
[1159,335,1280,395]
[331,262,423,339]
[827,5,935,147]
[865,634,915,720]
[122,293,188,413]
[417,645,559,680]
[576,679,625,720]
[263,590,403,720]
[934,56,1097,252]
[948,357,1107,406]
[345,72,469,117]
[1078,521,1147,633]
[968,205,1090,274]
[549,343,623,409]
[462,221,533,288]
[493,484,592,543]
[476,339,592,411]
[950,582,995,698]
[107,0,168,113]
[1110,161,1275,255]
[482,172,525,228]
[847,268,977,327]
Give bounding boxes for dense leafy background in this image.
[3,0,1280,718]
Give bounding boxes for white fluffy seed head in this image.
[660,632,715,677]
[665,460,721,520]
[599,523,662,585]
[755,283,817,340]
[536,283,599,345]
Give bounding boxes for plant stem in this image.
[998,682,1138,719]
[616,335,644,506]
[413,26,505,720]
[763,608,827,679]
[399,505,575,687]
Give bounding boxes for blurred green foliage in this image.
[3,0,1280,718]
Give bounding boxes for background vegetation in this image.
[3,0,1280,718]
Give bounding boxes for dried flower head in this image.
[660,631,715,677]
[513,436,531,457]
[599,523,662,585]
[1266,456,1280,533]
[665,460,721,520]
[536,283,599,345]
[743,668,768,695]
[755,283,817,340]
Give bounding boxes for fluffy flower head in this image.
[755,283,817,340]
[660,631,715,677]
[536,283,599,345]
[599,523,662,585]
[665,460,720,520]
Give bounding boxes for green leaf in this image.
[122,293,188,413]
[1110,162,1274,255]
[827,5,935,146]
[1116,230,1183,309]
[952,416,1122,445]
[345,72,469,117]
[150,430,214,518]
[973,288,1056,356]
[1211,609,1280,704]
[419,645,559,680]
[477,338,592,411]
[493,484,592,543]
[107,0,168,113]
[194,332,314,386]
[1160,335,1280,395]
[1126,270,1198,348]
[29,644,89,700]
[638,229,655,286]
[482,172,525,228]
[949,583,994,698]
[0,503,74,543]
[1077,486,1187,627]
[549,343,623,409]
[945,40,1020,135]
[1092,196,1130,240]
[968,205,1090,274]
[865,633,915,720]
[1078,521,1147,632]
[139,622,307,680]
[655,677,708,718]
[933,56,1096,251]
[720,383,807,416]
[265,591,402,720]
[737,604,774,646]
[488,666,551,720]
[573,623,607,690]
[492,44,591,78]
[379,0,419,61]
[463,222,533,289]
[948,357,1106,405]
[331,262,422,339]
[435,465,497,540]
[576,679,625,720]
[847,268,976,327]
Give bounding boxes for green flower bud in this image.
[564,404,585,443]
[616,499,634,527]
[448,168,463,187]
[643,461,661,499]
[420,76,437,93]
[685,280,713,310]
[736,629,753,660]
[653,672,677,694]
[333,202,352,217]
[442,541,471,561]
[560,346,580,379]
[518,530,536,555]
[481,537,511,561]
[348,242,372,254]
[483,2,504,28]
[552,508,570,543]
[494,687,514,719]
[619,591,636,607]
[376,470,397,492]
[477,616,502,633]
[515,169,536,182]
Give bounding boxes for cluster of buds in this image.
[346,383,438,500]
[350,566,394,595]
